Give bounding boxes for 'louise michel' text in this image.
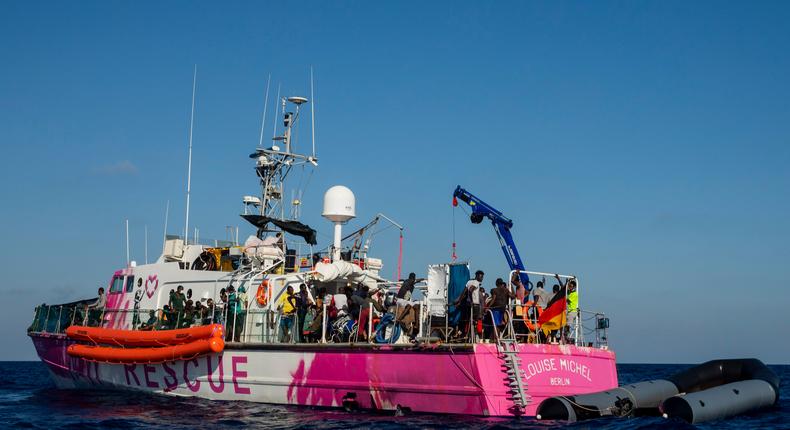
[524,358,592,382]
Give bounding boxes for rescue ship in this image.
[27,82,618,417]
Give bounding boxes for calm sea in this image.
[0,362,786,429]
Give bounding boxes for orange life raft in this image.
[65,323,225,364]
[65,323,224,347]
[67,337,224,364]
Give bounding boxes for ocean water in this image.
[0,362,786,429]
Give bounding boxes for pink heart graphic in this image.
[145,275,159,298]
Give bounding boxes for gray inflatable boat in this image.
[535,358,780,424]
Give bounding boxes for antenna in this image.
[184,65,197,245]
[310,66,316,158]
[258,74,271,147]
[144,224,148,264]
[125,219,130,265]
[271,83,281,144]
[162,199,170,253]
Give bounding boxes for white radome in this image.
[322,185,356,222]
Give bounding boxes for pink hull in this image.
[31,333,617,417]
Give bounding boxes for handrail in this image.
[486,308,500,342]
[29,270,609,349]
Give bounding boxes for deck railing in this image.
[29,277,609,350]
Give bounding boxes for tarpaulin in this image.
[241,214,318,245]
[447,263,470,327]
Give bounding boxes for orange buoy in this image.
[66,323,224,347]
[256,279,270,306]
[523,301,543,331]
[67,337,224,364]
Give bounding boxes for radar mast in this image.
[244,92,318,237]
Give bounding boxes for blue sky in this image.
[1,1,788,363]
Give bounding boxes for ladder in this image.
[498,338,530,412]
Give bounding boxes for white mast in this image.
[144,225,148,264]
[310,67,316,159]
[184,65,197,245]
[162,199,170,253]
[258,74,271,147]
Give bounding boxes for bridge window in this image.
[125,276,135,293]
[109,276,124,294]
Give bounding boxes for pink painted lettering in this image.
[184,358,201,392]
[124,364,140,386]
[231,356,251,395]
[143,364,159,388]
[162,362,178,391]
[207,355,225,393]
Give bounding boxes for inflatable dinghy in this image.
[536,358,780,424]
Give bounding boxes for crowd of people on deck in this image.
[78,267,579,345]
[83,284,246,342]
[81,278,411,344]
[273,277,422,344]
[451,270,579,344]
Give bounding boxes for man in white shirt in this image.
[86,287,106,326]
[466,270,485,336]
[532,280,549,308]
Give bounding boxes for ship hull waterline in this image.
[31,333,618,417]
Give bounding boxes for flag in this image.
[538,286,567,333]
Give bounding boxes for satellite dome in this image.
[322,186,356,222]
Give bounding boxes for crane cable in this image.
[451,195,472,261]
[451,197,457,261]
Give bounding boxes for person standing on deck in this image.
[456,270,484,340]
[216,288,227,325]
[469,270,484,316]
[277,285,297,343]
[350,283,385,341]
[351,284,370,340]
[226,286,238,341]
[204,298,216,325]
[86,287,106,327]
[170,285,186,329]
[512,273,527,303]
[306,287,327,342]
[484,278,516,341]
[565,278,579,342]
[397,273,425,300]
[532,280,549,308]
[295,283,314,343]
[234,286,249,342]
[132,278,144,329]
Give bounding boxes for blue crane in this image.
[452,185,530,287]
